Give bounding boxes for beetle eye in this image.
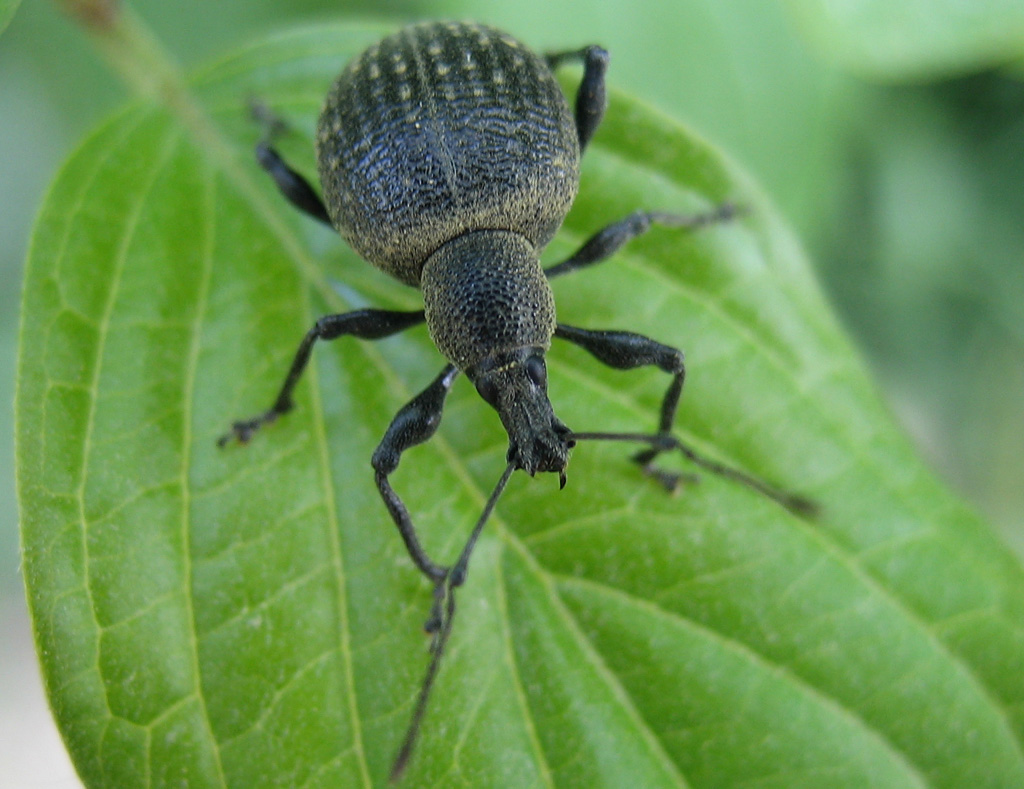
[525,355,547,387]
[475,377,499,405]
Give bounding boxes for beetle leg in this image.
[545,205,739,279]
[546,45,609,151]
[255,142,333,226]
[249,99,333,225]
[371,364,460,583]
[218,309,425,445]
[369,366,516,781]
[555,323,689,488]
[388,459,515,782]
[556,323,816,515]
[570,429,817,516]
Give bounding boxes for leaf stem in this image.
[55,0,231,162]
[53,0,354,313]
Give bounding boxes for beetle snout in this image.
[508,421,575,478]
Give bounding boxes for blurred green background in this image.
[3,0,1023,784]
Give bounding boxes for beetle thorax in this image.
[421,230,555,371]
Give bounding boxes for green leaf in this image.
[785,0,1024,79]
[0,0,20,36]
[17,21,1024,788]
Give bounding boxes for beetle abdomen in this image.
[316,21,580,286]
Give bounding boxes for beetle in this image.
[220,20,811,779]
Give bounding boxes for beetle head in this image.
[468,347,575,485]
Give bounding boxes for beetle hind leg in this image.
[249,98,333,226]
[546,45,609,151]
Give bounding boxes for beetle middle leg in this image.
[545,206,738,279]
[218,308,425,445]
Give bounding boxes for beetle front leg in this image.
[387,457,515,782]
[372,365,460,584]
[557,324,817,515]
[555,324,688,490]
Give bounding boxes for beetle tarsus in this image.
[573,430,816,517]
[217,410,284,447]
[632,453,700,494]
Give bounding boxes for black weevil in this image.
[220,20,812,779]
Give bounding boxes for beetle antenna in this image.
[390,462,517,782]
[569,431,817,517]
[389,581,455,783]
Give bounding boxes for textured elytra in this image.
[422,230,556,370]
[315,21,580,286]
